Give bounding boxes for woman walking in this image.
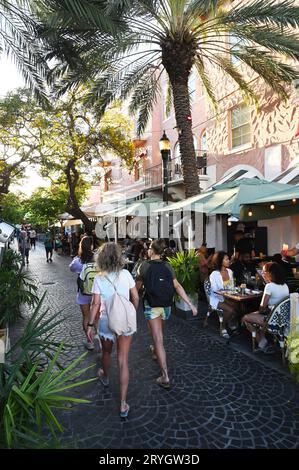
[137,239,197,389]
[69,236,99,350]
[87,242,139,418]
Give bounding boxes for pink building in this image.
[86,59,299,254]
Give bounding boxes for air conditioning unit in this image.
[0,221,15,244]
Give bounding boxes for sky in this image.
[0,55,50,196]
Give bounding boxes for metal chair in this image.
[250,296,290,364]
[203,279,224,336]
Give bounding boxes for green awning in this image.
[240,184,299,221]
[155,178,290,217]
[102,196,163,217]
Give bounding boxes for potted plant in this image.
[167,249,199,320]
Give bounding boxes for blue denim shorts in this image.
[98,313,134,343]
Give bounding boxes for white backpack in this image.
[104,276,137,336]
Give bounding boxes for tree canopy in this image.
[36,0,299,197]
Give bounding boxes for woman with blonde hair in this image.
[87,242,139,418]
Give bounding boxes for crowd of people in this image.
[14,222,299,418]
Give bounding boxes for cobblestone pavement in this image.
[14,244,299,449]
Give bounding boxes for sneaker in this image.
[253,346,265,354]
[263,345,276,355]
[83,341,95,350]
[49,258,53,263]
[221,329,230,339]
[254,345,275,355]
[46,259,49,263]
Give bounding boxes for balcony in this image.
[144,154,207,189]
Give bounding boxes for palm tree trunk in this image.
[169,76,200,198]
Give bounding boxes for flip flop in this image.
[120,404,130,419]
[156,377,171,390]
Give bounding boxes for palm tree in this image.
[0,0,48,103]
[37,0,299,197]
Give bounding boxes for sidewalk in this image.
[12,243,299,449]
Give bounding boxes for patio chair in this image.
[203,279,224,336]
[250,296,290,364]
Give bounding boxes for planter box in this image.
[173,294,199,321]
[0,327,10,363]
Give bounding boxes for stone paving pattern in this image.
[13,244,299,449]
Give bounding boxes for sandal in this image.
[221,329,230,339]
[120,403,130,419]
[97,368,109,386]
[156,376,171,390]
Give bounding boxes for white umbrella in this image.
[63,219,83,227]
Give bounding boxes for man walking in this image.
[18,230,30,266]
[44,231,54,262]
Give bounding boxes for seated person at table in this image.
[209,251,239,338]
[230,252,255,286]
[242,262,289,354]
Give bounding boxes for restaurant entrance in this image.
[227,221,268,257]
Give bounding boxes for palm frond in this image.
[214,54,259,106]
[194,56,217,109]
[223,0,299,29]
[234,47,299,99]
[129,65,163,135]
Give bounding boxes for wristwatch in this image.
[87,323,95,327]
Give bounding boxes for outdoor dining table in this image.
[215,289,263,316]
[215,289,263,302]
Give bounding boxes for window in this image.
[201,130,207,152]
[231,105,251,149]
[229,33,243,66]
[188,69,197,104]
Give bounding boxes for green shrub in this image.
[167,249,199,295]
[0,250,38,328]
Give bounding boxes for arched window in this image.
[201,130,207,153]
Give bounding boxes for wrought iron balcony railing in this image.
[144,154,207,189]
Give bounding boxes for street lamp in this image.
[159,130,171,204]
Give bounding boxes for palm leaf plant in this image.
[0,294,97,448]
[36,0,299,197]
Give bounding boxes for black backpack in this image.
[144,261,175,307]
